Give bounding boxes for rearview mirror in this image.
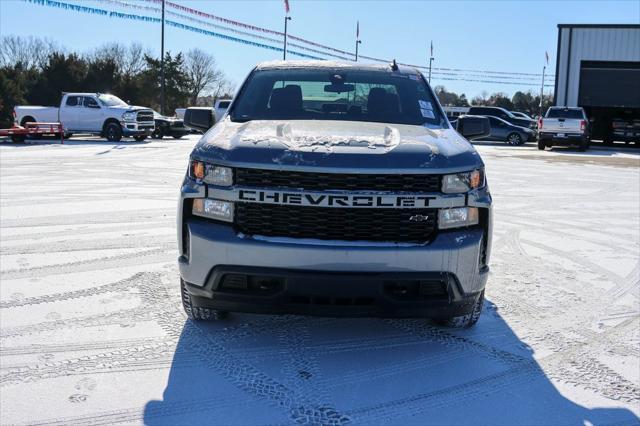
[184,107,215,133]
[324,83,355,93]
[456,115,491,140]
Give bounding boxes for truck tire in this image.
[152,127,164,139]
[181,279,229,321]
[537,140,546,150]
[172,134,184,140]
[506,132,523,146]
[104,122,123,142]
[11,135,26,143]
[133,135,147,142]
[434,290,484,328]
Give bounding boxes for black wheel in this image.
[537,140,546,150]
[133,135,147,142]
[172,134,184,139]
[434,290,484,328]
[104,122,123,142]
[11,135,26,143]
[181,279,229,321]
[578,140,589,152]
[152,127,164,139]
[506,132,524,146]
[63,132,73,139]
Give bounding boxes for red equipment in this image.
[0,122,64,144]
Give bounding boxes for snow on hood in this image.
[191,119,483,173]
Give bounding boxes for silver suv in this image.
[178,61,492,327]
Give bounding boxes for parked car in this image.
[476,115,536,145]
[151,111,190,139]
[468,106,537,130]
[538,106,590,151]
[510,111,533,120]
[179,60,492,328]
[14,93,154,142]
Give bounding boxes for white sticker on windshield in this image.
[421,108,435,119]
[419,100,433,110]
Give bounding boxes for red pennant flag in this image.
[284,0,290,13]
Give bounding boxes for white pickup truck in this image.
[14,93,155,142]
[537,106,590,151]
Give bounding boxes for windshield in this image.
[546,108,583,119]
[98,94,128,107]
[231,69,445,126]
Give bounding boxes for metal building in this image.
[554,24,640,141]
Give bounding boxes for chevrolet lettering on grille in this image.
[208,187,466,209]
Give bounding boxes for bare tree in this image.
[185,48,224,105]
[0,35,59,69]
[91,42,149,77]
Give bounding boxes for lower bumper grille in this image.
[235,203,437,243]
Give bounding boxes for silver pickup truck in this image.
[538,106,590,151]
[178,61,492,328]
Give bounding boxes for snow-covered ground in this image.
[1,136,639,425]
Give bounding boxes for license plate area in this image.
[556,133,566,138]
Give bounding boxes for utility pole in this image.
[283,16,291,60]
[539,65,546,117]
[428,41,434,84]
[355,21,361,61]
[160,0,165,115]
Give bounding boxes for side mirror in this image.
[456,115,491,140]
[184,107,215,133]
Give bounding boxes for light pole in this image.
[160,0,165,115]
[355,40,361,61]
[283,16,291,60]
[428,57,434,84]
[539,65,546,117]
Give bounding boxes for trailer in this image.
[0,122,64,143]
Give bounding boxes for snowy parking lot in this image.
[1,135,639,425]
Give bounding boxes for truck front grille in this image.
[235,203,437,243]
[235,168,441,192]
[136,111,154,122]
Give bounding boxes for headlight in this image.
[441,169,484,194]
[189,161,233,186]
[122,111,136,121]
[438,207,479,229]
[192,198,234,222]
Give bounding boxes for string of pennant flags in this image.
[22,0,554,87]
[101,0,354,61]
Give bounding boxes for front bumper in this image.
[179,218,489,317]
[122,121,154,136]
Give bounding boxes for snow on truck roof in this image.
[254,60,420,75]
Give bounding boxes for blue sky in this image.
[1,0,638,98]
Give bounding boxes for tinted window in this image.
[217,101,231,109]
[65,96,80,107]
[546,108,584,119]
[231,69,445,126]
[98,94,128,107]
[83,97,99,108]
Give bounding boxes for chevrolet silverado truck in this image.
[538,106,590,151]
[178,61,492,328]
[14,93,154,142]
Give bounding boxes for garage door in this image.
[578,61,640,108]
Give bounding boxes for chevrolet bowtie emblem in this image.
[409,214,430,222]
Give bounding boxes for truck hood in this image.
[191,119,484,173]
